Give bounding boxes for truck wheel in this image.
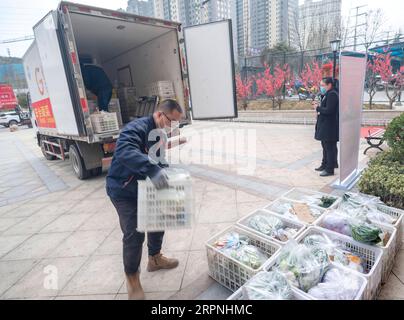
[8,120,18,127]
[40,140,57,161]
[69,144,91,180]
[91,167,103,177]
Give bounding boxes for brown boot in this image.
[147,253,179,272]
[125,272,145,300]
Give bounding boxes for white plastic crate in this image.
[90,112,119,133]
[237,209,306,245]
[227,272,313,300]
[206,226,281,292]
[281,187,342,210]
[148,81,175,99]
[296,226,383,300]
[374,204,403,253]
[315,212,397,284]
[137,169,193,232]
[264,198,326,226]
[264,257,368,300]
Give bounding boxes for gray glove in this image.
[150,169,169,190]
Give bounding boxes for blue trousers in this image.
[97,87,112,112]
[110,197,164,275]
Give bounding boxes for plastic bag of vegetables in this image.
[270,201,295,219]
[213,232,248,250]
[349,220,384,245]
[341,192,382,209]
[321,211,352,236]
[307,268,362,300]
[248,214,284,236]
[241,271,294,300]
[275,241,329,292]
[303,234,334,250]
[303,233,365,273]
[364,206,397,225]
[302,194,337,208]
[230,244,268,269]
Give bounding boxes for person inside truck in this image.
[79,61,113,112]
[106,99,184,300]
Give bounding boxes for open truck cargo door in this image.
[184,20,237,120]
[33,11,81,136]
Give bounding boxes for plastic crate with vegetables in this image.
[296,227,383,300]
[237,209,306,244]
[339,192,403,252]
[227,271,312,300]
[281,188,341,210]
[316,210,397,283]
[264,240,368,300]
[137,168,194,232]
[264,198,326,225]
[206,226,281,292]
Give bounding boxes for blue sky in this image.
[0,0,403,58]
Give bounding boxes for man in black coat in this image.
[313,77,339,177]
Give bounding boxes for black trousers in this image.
[110,197,164,275]
[321,141,338,173]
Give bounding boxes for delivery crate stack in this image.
[203,187,403,300]
[147,81,176,100]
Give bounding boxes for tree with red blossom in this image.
[274,64,292,109]
[373,53,401,109]
[366,54,384,109]
[299,60,323,100]
[255,64,290,109]
[235,74,253,110]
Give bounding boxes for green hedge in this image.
[358,155,404,209]
[358,114,404,209]
[383,113,404,161]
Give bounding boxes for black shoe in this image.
[315,166,326,172]
[320,170,334,177]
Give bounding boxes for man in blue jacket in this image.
[106,99,184,300]
[80,62,112,112]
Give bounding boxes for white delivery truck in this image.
[23,1,237,179]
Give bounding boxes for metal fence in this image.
[238,49,338,80]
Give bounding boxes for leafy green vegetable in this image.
[319,196,337,208]
[350,223,382,245]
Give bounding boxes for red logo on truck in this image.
[32,98,56,128]
[35,67,45,96]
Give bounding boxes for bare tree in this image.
[290,9,313,72]
[291,8,311,53]
[361,9,385,52]
[342,8,385,51]
[341,16,351,49]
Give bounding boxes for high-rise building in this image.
[127,0,155,17]
[298,0,341,50]
[128,1,231,26]
[201,0,231,24]
[153,0,172,20]
[232,0,298,62]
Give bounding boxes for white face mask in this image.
[163,121,180,136]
